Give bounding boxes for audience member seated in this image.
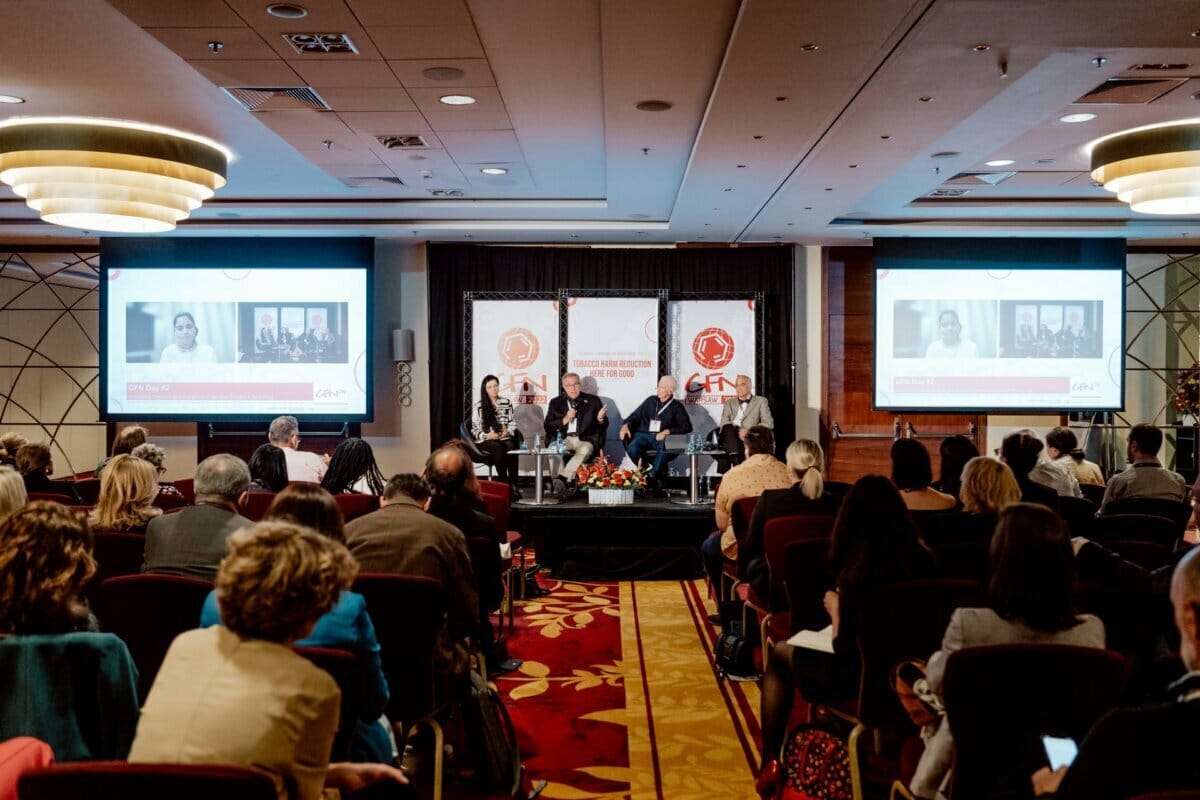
[199,485,392,764]
[1031,545,1200,799]
[742,439,839,601]
[1012,428,1081,498]
[925,456,1021,550]
[142,454,252,579]
[715,374,774,474]
[0,502,139,760]
[344,474,478,687]
[129,521,408,799]
[0,465,27,521]
[14,444,79,503]
[910,503,1105,799]
[87,454,161,534]
[619,375,692,490]
[440,439,490,506]
[321,438,386,496]
[129,443,186,500]
[758,476,933,767]
[999,431,1060,509]
[248,443,289,493]
[95,425,148,478]
[0,432,27,467]
[702,426,791,598]
[892,438,957,511]
[545,372,607,498]
[269,415,328,483]
[932,434,979,499]
[1099,423,1187,514]
[1045,425,1104,487]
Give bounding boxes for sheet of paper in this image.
[785,625,834,654]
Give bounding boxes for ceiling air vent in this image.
[429,189,465,198]
[1075,78,1187,104]
[1128,63,1190,71]
[339,176,405,188]
[927,188,971,198]
[945,171,1017,186]
[223,86,331,112]
[376,134,429,149]
[283,33,358,55]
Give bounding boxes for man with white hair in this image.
[268,415,328,483]
[619,375,692,487]
[716,374,774,473]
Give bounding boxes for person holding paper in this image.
[544,372,607,497]
[620,375,692,489]
[715,374,774,474]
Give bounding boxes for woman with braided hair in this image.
[320,438,386,496]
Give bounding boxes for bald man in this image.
[716,374,774,473]
[1032,546,1200,798]
[620,375,692,485]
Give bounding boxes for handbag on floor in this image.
[461,666,546,799]
[714,629,756,679]
[757,723,852,800]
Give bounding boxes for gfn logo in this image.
[692,327,734,370]
[498,328,539,370]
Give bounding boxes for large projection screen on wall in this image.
[873,239,1126,413]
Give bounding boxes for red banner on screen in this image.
[127,382,313,401]
[894,376,1070,394]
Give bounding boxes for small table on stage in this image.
[647,447,724,506]
[511,447,561,506]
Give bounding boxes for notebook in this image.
[785,625,834,654]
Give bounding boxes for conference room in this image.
[1,1,1199,799]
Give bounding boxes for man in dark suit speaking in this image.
[545,372,607,496]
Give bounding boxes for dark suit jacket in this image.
[625,395,692,436]
[23,473,80,503]
[142,503,252,580]
[545,392,608,451]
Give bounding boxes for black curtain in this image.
[427,244,795,453]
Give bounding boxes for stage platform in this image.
[510,493,716,581]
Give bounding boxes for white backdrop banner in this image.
[566,296,659,462]
[470,299,559,447]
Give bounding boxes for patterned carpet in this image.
[495,578,761,799]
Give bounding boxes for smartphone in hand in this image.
[1042,735,1078,771]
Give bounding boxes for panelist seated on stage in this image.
[716,374,774,474]
[544,372,608,497]
[619,375,692,487]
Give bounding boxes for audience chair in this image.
[87,531,146,609]
[741,514,835,653]
[1104,539,1173,570]
[908,509,957,539]
[172,479,194,505]
[0,738,52,800]
[1056,495,1099,537]
[95,574,213,703]
[1103,497,1193,536]
[238,492,276,522]
[459,421,495,478]
[931,541,989,583]
[718,496,760,601]
[150,493,188,513]
[71,479,101,506]
[782,537,834,637]
[1087,513,1180,550]
[333,493,380,523]
[352,574,448,800]
[851,579,986,800]
[1079,482,1107,505]
[25,493,74,505]
[824,481,853,504]
[478,480,530,603]
[293,646,361,762]
[942,644,1125,800]
[17,762,277,800]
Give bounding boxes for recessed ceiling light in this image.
[422,67,465,81]
[804,206,813,210]
[930,151,961,159]
[635,100,672,112]
[800,43,819,51]
[266,3,307,19]
[824,187,833,191]
[880,134,892,140]
[723,187,732,192]
[438,94,476,106]
[848,164,858,168]
[919,96,934,102]
[985,159,1016,166]
[0,95,25,104]
[1059,112,1097,123]
[973,43,991,52]
[775,96,788,102]
[480,167,508,175]
[736,164,746,168]
[753,135,764,140]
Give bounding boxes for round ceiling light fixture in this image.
[266,3,307,18]
[1090,118,1200,214]
[438,94,476,106]
[985,159,1016,166]
[1059,112,1097,123]
[0,117,231,233]
[800,43,819,51]
[635,100,672,112]
[422,67,466,81]
[480,167,508,175]
[0,95,26,104]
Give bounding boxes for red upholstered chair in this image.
[333,493,380,523]
[151,493,188,513]
[782,538,834,636]
[87,531,145,608]
[716,496,759,601]
[25,493,73,505]
[238,492,276,522]
[71,479,101,506]
[931,541,989,583]
[1087,513,1179,550]
[942,645,1125,800]
[1102,496,1193,535]
[0,738,53,800]
[172,479,194,505]
[17,762,276,800]
[1056,495,1099,537]
[741,514,835,650]
[1079,482,1106,505]
[95,574,213,702]
[479,480,528,608]
[293,646,360,761]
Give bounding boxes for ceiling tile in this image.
[422,109,514,133]
[222,0,361,30]
[368,26,485,60]
[298,147,385,166]
[289,60,400,87]
[406,86,505,114]
[255,110,359,145]
[347,0,472,27]
[323,163,395,178]
[314,86,416,111]
[148,27,277,60]
[387,58,495,88]
[439,130,524,162]
[106,0,243,27]
[189,59,304,87]
[338,111,432,135]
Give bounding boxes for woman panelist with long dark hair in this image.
[471,374,519,498]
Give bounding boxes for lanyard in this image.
[655,398,673,417]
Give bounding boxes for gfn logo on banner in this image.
[498,327,540,370]
[692,327,734,370]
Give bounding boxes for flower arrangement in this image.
[576,456,645,490]
[1174,362,1200,419]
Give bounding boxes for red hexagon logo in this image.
[498,327,540,370]
[693,327,734,370]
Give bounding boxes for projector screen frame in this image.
[98,259,375,424]
[871,262,1126,415]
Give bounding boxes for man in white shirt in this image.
[924,309,978,359]
[268,415,328,483]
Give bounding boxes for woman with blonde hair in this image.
[0,432,27,466]
[0,465,27,520]
[88,454,161,533]
[924,456,1020,548]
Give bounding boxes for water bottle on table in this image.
[555,431,563,454]
[534,433,542,451]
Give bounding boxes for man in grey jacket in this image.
[716,374,774,473]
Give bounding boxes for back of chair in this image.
[351,574,446,724]
[172,479,194,505]
[333,494,380,523]
[458,421,489,464]
[26,493,73,505]
[96,574,213,702]
[0,737,53,800]
[465,536,505,613]
[293,646,360,761]
[824,481,853,504]
[1056,495,1099,536]
[238,492,276,522]
[72,479,101,505]
[1103,497,1192,533]
[18,762,277,800]
[931,541,989,583]
[90,532,145,586]
[1104,539,1173,570]
[764,515,835,610]
[151,493,188,513]
[731,496,759,546]
[943,644,1125,800]
[782,538,834,635]
[478,491,509,540]
[1079,482,1106,505]
[1087,513,1179,550]
[856,579,986,729]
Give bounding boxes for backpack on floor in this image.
[760,723,852,800]
[462,668,546,799]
